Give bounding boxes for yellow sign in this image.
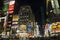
[19,25,27,33]
[51,22,60,29]
[12,15,19,21]
[50,22,60,33]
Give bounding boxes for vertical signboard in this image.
[8,0,15,14]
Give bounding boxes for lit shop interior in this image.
[0,0,60,40]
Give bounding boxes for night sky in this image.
[0,0,4,10]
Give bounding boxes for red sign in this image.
[8,4,14,11]
[8,1,15,14]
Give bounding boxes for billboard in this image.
[12,15,19,21]
[8,0,15,14]
[19,25,27,33]
[50,22,60,33]
[45,22,60,37]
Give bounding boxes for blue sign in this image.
[27,28,31,33]
[27,23,31,28]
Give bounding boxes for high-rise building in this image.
[18,5,35,37]
[46,0,60,23]
[18,5,35,25]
